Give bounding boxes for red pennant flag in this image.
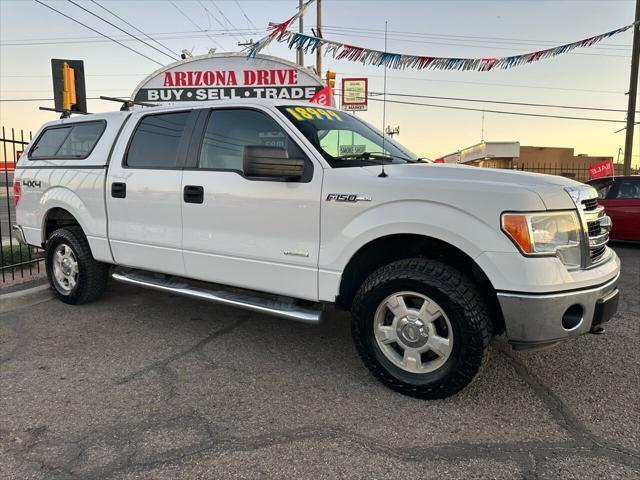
[588,158,614,179]
[310,86,332,106]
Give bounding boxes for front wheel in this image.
[351,259,492,399]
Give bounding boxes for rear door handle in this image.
[111,182,126,198]
[184,185,204,204]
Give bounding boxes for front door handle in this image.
[184,185,204,204]
[111,182,126,198]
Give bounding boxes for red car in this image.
[587,175,640,241]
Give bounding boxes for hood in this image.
[358,162,581,210]
[384,162,581,187]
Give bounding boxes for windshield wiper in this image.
[334,151,417,162]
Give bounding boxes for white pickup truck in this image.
[13,99,620,399]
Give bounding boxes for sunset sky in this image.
[1,0,638,166]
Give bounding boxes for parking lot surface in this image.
[1,246,639,479]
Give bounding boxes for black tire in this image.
[351,258,492,399]
[45,226,110,305]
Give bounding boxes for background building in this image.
[439,141,624,182]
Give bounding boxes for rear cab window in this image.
[29,121,106,160]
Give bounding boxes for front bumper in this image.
[497,272,620,350]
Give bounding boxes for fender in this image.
[39,185,114,263]
[318,199,518,301]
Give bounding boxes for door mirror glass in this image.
[243,146,304,180]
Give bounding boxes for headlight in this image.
[501,211,582,269]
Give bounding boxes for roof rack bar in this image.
[99,96,157,111]
[38,106,91,119]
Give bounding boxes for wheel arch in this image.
[336,233,505,335]
[41,207,84,244]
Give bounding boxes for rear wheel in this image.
[351,258,492,399]
[45,227,110,304]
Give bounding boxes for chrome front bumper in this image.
[12,225,27,244]
[497,272,620,350]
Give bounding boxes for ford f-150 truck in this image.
[12,99,620,399]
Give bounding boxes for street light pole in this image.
[623,0,640,175]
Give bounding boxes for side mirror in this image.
[243,146,304,181]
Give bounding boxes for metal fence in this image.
[1,126,43,284]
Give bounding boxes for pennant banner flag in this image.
[247,1,638,72]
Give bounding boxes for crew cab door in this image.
[107,110,198,275]
[180,106,322,300]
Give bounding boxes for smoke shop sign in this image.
[132,53,324,103]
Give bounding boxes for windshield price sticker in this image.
[286,107,342,122]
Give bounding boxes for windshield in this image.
[277,105,419,167]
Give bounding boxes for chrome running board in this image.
[112,270,322,324]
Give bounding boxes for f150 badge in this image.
[326,193,371,202]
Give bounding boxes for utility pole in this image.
[623,0,640,175]
[296,0,304,66]
[316,0,322,75]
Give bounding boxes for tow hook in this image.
[590,326,606,335]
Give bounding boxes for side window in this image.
[199,109,307,174]
[613,180,640,200]
[126,112,190,168]
[30,121,105,159]
[593,181,613,199]
[56,123,105,157]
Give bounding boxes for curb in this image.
[0,283,52,315]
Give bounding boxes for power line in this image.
[365,96,626,123]
[0,95,628,124]
[33,0,164,66]
[168,0,225,50]
[66,0,176,62]
[90,0,180,58]
[0,28,259,45]
[0,30,262,47]
[234,0,260,31]
[336,71,625,95]
[197,0,233,38]
[1,97,111,102]
[373,91,638,113]
[208,0,247,42]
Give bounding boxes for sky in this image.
[0,0,638,167]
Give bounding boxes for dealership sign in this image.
[132,53,325,104]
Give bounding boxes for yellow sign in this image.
[285,107,342,122]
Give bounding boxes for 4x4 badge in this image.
[326,193,371,202]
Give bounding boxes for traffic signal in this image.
[325,70,336,93]
[62,62,77,111]
[51,59,87,114]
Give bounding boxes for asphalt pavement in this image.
[1,246,638,479]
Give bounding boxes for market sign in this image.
[341,77,368,111]
[132,53,325,104]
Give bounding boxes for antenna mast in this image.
[379,21,389,178]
